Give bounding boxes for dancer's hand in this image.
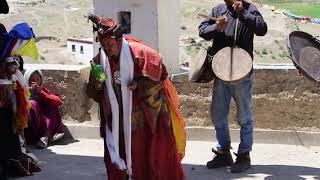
[94,80,103,91]
[127,80,137,91]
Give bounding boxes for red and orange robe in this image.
[87,36,186,180]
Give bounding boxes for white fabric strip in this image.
[11,39,29,55]
[100,48,126,171]
[119,38,133,178]
[99,38,134,179]
[0,79,12,85]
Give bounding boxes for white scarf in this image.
[100,38,133,178]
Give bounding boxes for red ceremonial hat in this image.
[88,14,122,39]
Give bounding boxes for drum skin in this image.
[212,46,252,83]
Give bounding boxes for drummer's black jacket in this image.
[199,1,268,59]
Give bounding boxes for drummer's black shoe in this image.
[230,151,251,173]
[206,148,233,169]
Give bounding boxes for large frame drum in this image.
[211,46,252,84]
[188,47,216,83]
[288,31,320,82]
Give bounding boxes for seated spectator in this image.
[24,69,65,148]
[0,57,40,179]
[0,57,21,179]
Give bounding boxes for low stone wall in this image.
[24,64,93,123]
[175,67,320,131]
[25,64,320,131]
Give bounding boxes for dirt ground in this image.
[175,70,320,132]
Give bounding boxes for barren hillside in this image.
[1,0,319,65]
[180,0,320,65]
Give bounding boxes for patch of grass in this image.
[262,48,268,55]
[184,45,200,56]
[257,0,320,17]
[279,51,290,59]
[254,49,264,58]
[285,4,320,17]
[257,0,298,3]
[256,0,317,4]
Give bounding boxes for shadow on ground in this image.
[12,138,320,180]
[184,164,320,180]
[13,147,106,180]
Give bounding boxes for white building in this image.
[67,38,93,64]
[92,0,180,74]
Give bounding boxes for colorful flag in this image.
[1,23,39,61]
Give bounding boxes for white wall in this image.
[157,0,180,74]
[67,41,93,64]
[92,0,180,74]
[93,0,158,50]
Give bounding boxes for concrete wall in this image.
[92,0,180,74]
[24,64,92,122]
[174,68,320,131]
[24,63,320,131]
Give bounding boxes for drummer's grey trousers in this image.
[211,75,254,153]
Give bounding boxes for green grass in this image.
[256,0,317,4]
[255,0,320,17]
[285,4,320,17]
[262,48,268,55]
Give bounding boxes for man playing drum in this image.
[198,0,267,173]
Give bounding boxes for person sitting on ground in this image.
[0,57,22,179]
[24,68,65,148]
[1,4,40,178]
[0,57,41,179]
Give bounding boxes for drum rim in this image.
[188,47,215,83]
[288,31,320,82]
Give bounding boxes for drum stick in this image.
[198,14,225,21]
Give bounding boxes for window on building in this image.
[72,45,76,52]
[118,11,131,34]
[80,46,84,54]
